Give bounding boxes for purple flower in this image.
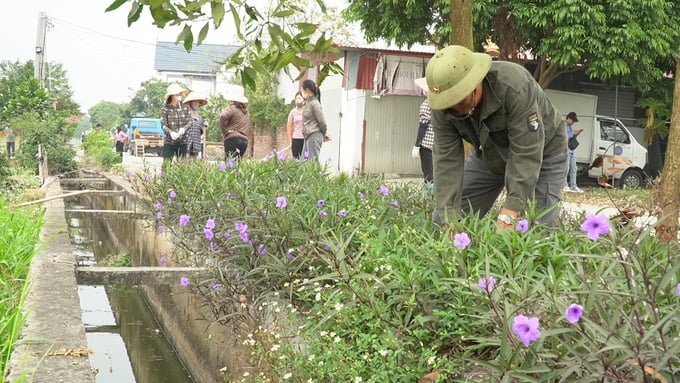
[303,151,309,159]
[235,272,241,280]
[359,192,366,200]
[212,283,222,290]
[337,209,347,217]
[144,174,151,181]
[516,219,529,234]
[155,202,163,210]
[167,198,173,204]
[391,199,399,208]
[228,158,236,168]
[581,213,610,241]
[380,185,389,196]
[206,219,215,230]
[179,214,190,226]
[317,200,325,207]
[169,191,177,198]
[204,228,214,240]
[239,231,249,243]
[453,232,471,250]
[565,304,584,324]
[236,147,241,154]
[478,276,496,293]
[235,221,248,233]
[512,315,541,347]
[319,210,328,217]
[257,243,267,255]
[159,254,167,265]
[156,211,163,219]
[224,230,233,239]
[276,196,288,209]
[336,243,342,248]
[286,249,293,262]
[278,151,287,160]
[157,225,164,232]
[219,163,227,171]
[126,171,133,178]
[157,171,163,178]
[677,283,680,297]
[324,245,332,251]
[180,277,190,287]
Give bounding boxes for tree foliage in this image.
[88,101,126,130]
[125,78,169,119]
[106,0,343,89]
[344,0,680,90]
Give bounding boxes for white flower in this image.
[354,376,363,383]
[242,371,250,377]
[271,344,280,352]
[319,331,328,337]
[283,372,292,380]
[334,336,341,343]
[378,349,388,356]
[315,293,321,301]
[334,302,344,311]
[427,356,436,366]
[308,354,315,361]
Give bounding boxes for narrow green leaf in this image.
[228,4,243,40]
[211,1,225,29]
[105,0,128,12]
[241,68,256,90]
[272,9,295,18]
[127,1,142,26]
[175,24,193,52]
[197,22,209,45]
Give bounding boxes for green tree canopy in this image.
[88,101,126,130]
[125,78,169,119]
[344,0,680,90]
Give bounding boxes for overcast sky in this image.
[2,0,236,113]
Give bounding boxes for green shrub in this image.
[134,158,680,382]
[81,130,121,169]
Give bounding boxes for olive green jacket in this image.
[431,61,566,217]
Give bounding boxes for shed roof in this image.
[154,41,241,74]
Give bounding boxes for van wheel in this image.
[619,169,644,188]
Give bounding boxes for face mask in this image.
[295,102,304,107]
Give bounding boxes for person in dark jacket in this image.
[219,85,251,160]
[301,79,330,161]
[160,83,191,162]
[424,45,567,230]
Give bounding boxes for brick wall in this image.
[204,126,290,161]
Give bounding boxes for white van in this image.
[545,89,647,188]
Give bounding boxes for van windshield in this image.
[599,120,630,144]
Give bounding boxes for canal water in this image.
[66,190,194,383]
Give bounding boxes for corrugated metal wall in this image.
[363,95,424,175]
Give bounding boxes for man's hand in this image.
[576,129,584,135]
[411,146,420,159]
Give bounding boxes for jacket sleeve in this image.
[415,122,428,146]
[432,110,465,222]
[503,82,545,213]
[160,107,169,134]
[312,101,328,135]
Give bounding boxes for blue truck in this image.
[128,118,164,156]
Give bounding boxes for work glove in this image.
[170,131,179,140]
[178,128,186,136]
[411,146,420,159]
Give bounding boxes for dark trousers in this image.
[419,147,433,183]
[6,142,15,158]
[224,137,248,160]
[434,153,566,226]
[162,143,187,161]
[115,141,124,157]
[291,138,304,159]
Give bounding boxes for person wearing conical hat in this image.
[425,45,567,231]
[219,85,251,160]
[160,83,191,162]
[182,92,208,159]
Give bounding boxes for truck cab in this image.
[128,118,164,156]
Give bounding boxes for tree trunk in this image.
[655,48,680,243]
[450,0,473,48]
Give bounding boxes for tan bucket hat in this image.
[425,45,492,110]
[164,83,188,103]
[182,92,207,106]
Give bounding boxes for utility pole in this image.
[34,12,48,88]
